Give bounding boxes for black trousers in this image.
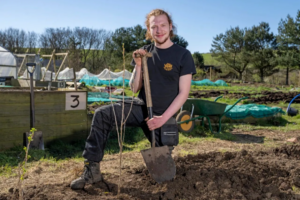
[83,99,166,162]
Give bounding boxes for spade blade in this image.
[141,145,176,183]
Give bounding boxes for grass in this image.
[190,84,289,93]
[292,185,300,194]
[0,123,237,176]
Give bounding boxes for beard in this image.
[154,33,170,45]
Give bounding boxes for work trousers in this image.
[82,98,166,162]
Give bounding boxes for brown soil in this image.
[1,129,300,199]
[191,90,300,104]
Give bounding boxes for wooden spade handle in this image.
[134,52,153,108]
[135,52,155,147]
[142,56,152,107]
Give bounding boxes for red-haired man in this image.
[71,8,196,190]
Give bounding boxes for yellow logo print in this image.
[164,63,172,71]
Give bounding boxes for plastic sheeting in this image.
[76,68,132,80]
[225,104,285,120]
[192,79,228,86]
[21,66,72,81]
[88,92,132,104]
[21,67,132,81]
[80,75,130,87]
[0,46,17,78]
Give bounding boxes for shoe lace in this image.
[82,164,94,182]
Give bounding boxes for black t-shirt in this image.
[131,43,196,115]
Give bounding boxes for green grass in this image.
[190,84,286,93]
[0,123,237,176]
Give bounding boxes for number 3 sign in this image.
[65,92,87,110]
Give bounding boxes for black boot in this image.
[70,160,103,190]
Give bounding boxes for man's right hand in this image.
[132,49,147,67]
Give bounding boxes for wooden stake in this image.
[41,50,55,81]
[54,52,69,81]
[18,54,28,77]
[53,53,56,74]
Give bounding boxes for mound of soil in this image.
[252,92,300,104]
[191,90,300,105]
[1,145,300,199]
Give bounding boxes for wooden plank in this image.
[35,92,64,103]
[0,140,23,150]
[0,123,87,140]
[0,92,30,104]
[55,53,68,56]
[35,112,87,126]
[0,91,86,104]
[0,125,89,151]
[0,127,29,141]
[54,53,68,81]
[41,49,55,81]
[53,54,56,73]
[18,54,28,76]
[0,116,30,129]
[36,123,89,142]
[0,103,30,117]
[0,122,88,151]
[34,105,85,114]
[0,108,86,128]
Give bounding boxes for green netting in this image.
[79,75,129,87]
[225,104,285,120]
[80,75,227,87]
[191,79,228,86]
[88,92,132,104]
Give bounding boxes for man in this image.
[70,8,196,190]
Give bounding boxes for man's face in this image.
[148,14,172,45]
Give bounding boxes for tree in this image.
[276,10,300,85]
[16,30,27,53]
[106,25,151,71]
[87,29,110,73]
[192,52,204,68]
[210,26,251,79]
[73,27,97,68]
[27,31,37,53]
[131,25,151,50]
[39,34,51,54]
[245,22,278,82]
[68,36,81,71]
[171,35,188,48]
[41,28,72,52]
[0,30,6,48]
[111,25,151,53]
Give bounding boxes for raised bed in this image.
[0,90,89,151]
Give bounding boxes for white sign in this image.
[65,92,86,110]
[0,82,5,86]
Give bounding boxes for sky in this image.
[1,0,299,54]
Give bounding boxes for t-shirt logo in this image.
[164,63,172,71]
